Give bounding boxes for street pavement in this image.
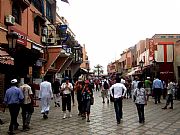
[0,91,180,135]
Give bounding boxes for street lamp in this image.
[139,60,144,71]
[152,59,156,66]
[6,31,18,49]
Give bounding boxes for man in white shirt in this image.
[39,77,53,119]
[110,77,127,124]
[61,77,73,119]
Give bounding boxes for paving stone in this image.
[0,91,180,135]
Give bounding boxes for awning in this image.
[127,67,139,76]
[0,49,14,65]
[80,68,88,73]
[44,47,61,74]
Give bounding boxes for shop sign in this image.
[160,71,173,74]
[149,39,154,61]
[59,25,67,33]
[8,27,27,46]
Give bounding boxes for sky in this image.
[57,0,180,73]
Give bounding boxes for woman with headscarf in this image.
[81,80,93,122]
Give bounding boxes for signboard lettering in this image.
[149,39,154,61]
[9,27,27,46]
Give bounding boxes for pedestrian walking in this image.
[0,104,5,125]
[81,80,93,122]
[39,77,53,119]
[52,78,61,107]
[144,77,152,101]
[110,77,127,124]
[152,76,163,104]
[74,78,84,116]
[4,79,24,135]
[101,78,110,103]
[125,79,132,99]
[20,78,34,130]
[162,80,167,99]
[177,81,180,100]
[162,80,174,109]
[134,81,147,123]
[61,77,73,119]
[70,78,75,106]
[131,76,140,101]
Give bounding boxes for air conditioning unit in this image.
[47,38,55,44]
[41,36,46,43]
[42,28,47,36]
[5,15,15,25]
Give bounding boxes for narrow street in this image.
[0,91,180,135]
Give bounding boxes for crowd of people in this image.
[0,74,180,134]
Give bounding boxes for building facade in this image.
[0,0,84,101]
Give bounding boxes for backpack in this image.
[103,81,109,89]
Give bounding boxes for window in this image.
[34,17,39,35]
[46,1,52,22]
[12,2,21,24]
[176,36,180,38]
[32,0,42,13]
[168,36,174,38]
[178,66,180,78]
[161,36,166,38]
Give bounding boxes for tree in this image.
[93,64,104,78]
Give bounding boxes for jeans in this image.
[166,94,173,107]
[21,103,33,128]
[113,97,122,123]
[136,104,145,122]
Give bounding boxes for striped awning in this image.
[0,49,14,65]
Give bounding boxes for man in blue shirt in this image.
[4,79,24,135]
[152,76,163,104]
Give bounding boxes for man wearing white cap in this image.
[4,79,24,135]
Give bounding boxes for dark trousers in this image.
[71,90,75,105]
[113,97,122,123]
[96,84,99,91]
[136,104,145,122]
[166,94,173,107]
[8,104,20,132]
[154,88,162,103]
[62,94,71,112]
[82,99,91,114]
[77,93,82,114]
[21,103,32,128]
